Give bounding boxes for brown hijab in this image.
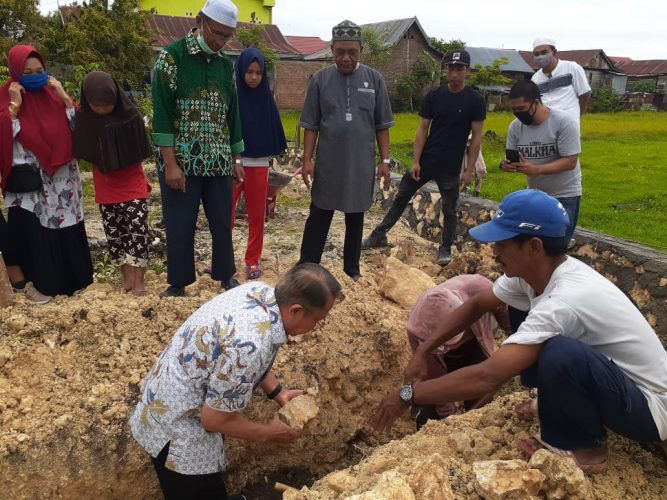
[72,71,151,173]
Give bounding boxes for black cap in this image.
[443,49,471,66]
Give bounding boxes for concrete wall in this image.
[376,174,667,344]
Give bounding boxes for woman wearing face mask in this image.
[0,45,93,301]
[73,71,152,296]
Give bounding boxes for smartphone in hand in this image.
[505,149,521,163]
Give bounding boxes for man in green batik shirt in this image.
[152,0,244,298]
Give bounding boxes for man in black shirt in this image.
[363,49,486,265]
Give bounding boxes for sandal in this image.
[515,398,538,422]
[245,264,263,280]
[517,435,607,473]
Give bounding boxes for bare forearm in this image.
[466,139,482,172]
[203,410,269,442]
[160,146,178,168]
[376,128,390,159]
[532,156,578,175]
[579,93,591,115]
[260,373,280,395]
[413,363,503,405]
[303,129,318,161]
[412,127,428,163]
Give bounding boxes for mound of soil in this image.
[1,171,664,499]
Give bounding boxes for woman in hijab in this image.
[229,48,286,280]
[0,45,93,301]
[73,71,152,296]
[406,274,511,429]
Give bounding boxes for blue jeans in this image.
[521,336,660,450]
[557,196,581,243]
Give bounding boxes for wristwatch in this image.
[381,158,391,164]
[398,383,414,405]
[234,159,242,165]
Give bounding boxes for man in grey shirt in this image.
[502,80,581,243]
[298,20,394,279]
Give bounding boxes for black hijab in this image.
[235,48,286,158]
[72,71,151,173]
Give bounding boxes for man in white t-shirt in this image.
[373,189,667,472]
[531,37,591,127]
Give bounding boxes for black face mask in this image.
[514,101,537,125]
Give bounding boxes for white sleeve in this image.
[12,118,20,138]
[502,298,582,346]
[571,63,591,96]
[493,275,531,311]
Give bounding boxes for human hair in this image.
[512,233,567,257]
[509,80,542,102]
[275,263,342,311]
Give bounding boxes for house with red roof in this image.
[611,58,667,92]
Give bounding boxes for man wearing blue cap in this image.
[373,189,667,472]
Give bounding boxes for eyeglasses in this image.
[205,22,233,42]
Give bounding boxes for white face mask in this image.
[197,23,220,56]
[534,52,553,69]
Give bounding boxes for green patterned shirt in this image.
[152,30,244,176]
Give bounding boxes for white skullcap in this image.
[533,37,556,49]
[201,0,238,28]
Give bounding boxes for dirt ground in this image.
[0,167,665,499]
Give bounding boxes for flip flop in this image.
[515,398,538,422]
[517,435,607,474]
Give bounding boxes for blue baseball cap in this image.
[469,189,569,242]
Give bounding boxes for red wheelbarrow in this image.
[265,167,302,221]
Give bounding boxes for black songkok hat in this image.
[332,20,362,42]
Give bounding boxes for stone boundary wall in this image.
[375,173,667,343]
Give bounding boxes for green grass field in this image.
[281,111,667,251]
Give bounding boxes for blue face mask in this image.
[19,72,49,92]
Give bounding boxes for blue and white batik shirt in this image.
[129,282,286,474]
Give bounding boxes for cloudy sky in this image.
[39,0,665,60]
[274,0,665,60]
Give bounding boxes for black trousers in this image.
[152,442,228,500]
[375,170,460,247]
[159,172,236,287]
[5,206,93,296]
[0,209,8,257]
[299,202,364,277]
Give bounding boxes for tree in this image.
[632,80,656,93]
[393,51,439,112]
[467,57,512,97]
[361,27,392,70]
[39,0,153,89]
[235,24,278,71]
[430,37,465,55]
[0,0,47,66]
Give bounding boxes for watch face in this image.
[399,384,413,404]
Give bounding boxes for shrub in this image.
[590,87,625,113]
